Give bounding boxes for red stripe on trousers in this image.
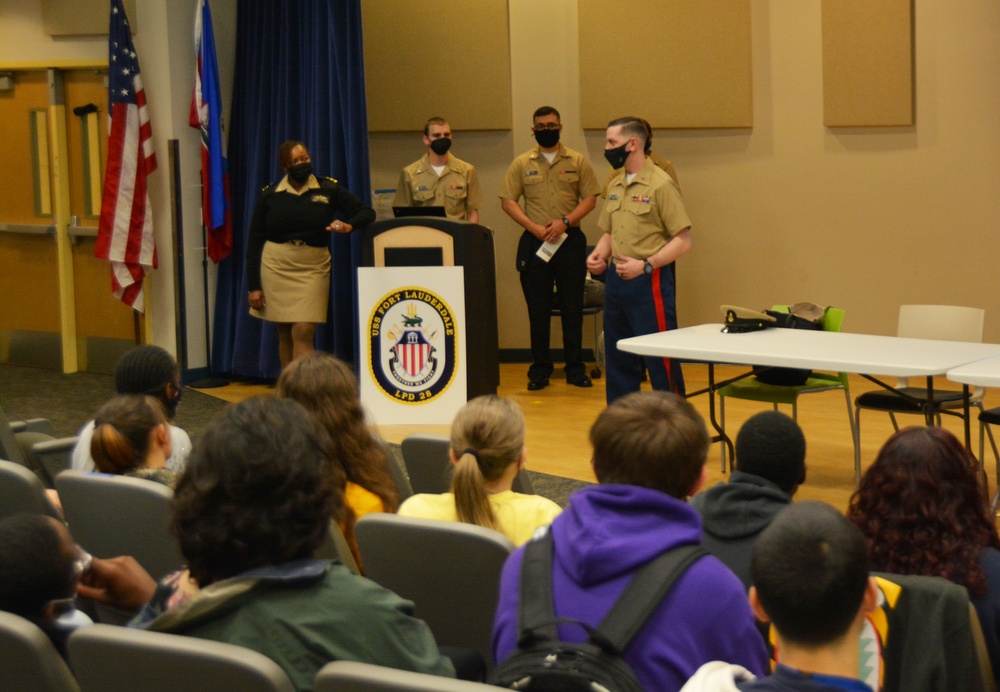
[650,269,678,393]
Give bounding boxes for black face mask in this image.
[287,163,313,183]
[604,143,630,170]
[429,137,452,155]
[534,129,560,149]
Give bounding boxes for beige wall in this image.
[8,0,1000,360]
[371,0,1000,348]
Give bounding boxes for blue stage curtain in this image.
[211,0,370,379]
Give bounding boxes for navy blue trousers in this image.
[603,263,685,403]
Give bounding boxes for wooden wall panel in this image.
[0,235,60,333]
[822,0,914,127]
[41,0,137,37]
[578,0,753,130]
[362,0,512,132]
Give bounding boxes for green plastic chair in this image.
[718,305,860,480]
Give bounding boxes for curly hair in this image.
[171,397,345,586]
[276,353,400,513]
[449,396,526,532]
[847,426,1000,597]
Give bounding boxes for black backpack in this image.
[489,530,707,691]
[751,308,825,385]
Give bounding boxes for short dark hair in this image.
[590,392,708,497]
[752,501,869,646]
[278,140,307,169]
[115,346,177,400]
[0,515,76,618]
[424,117,449,136]
[735,411,806,495]
[171,397,341,586]
[607,116,648,149]
[532,106,561,122]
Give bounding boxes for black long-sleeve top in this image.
[245,175,376,291]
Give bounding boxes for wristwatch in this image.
[643,260,654,274]
[562,216,572,228]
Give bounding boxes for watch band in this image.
[562,216,572,228]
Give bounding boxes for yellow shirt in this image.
[499,145,601,225]
[344,481,386,520]
[397,490,562,546]
[598,156,692,261]
[394,153,482,221]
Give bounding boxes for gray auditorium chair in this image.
[0,458,61,520]
[313,520,361,574]
[400,434,452,494]
[315,660,498,691]
[0,611,79,692]
[31,436,78,489]
[69,624,295,692]
[377,437,413,501]
[399,433,535,495]
[355,513,514,671]
[55,470,183,581]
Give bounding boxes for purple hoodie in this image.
[493,484,770,692]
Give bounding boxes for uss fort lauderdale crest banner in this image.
[358,266,468,424]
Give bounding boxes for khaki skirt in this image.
[250,241,331,323]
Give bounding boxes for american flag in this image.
[190,0,233,263]
[95,0,157,312]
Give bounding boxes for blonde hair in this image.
[90,395,167,474]
[450,396,525,531]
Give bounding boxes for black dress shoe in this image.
[567,374,593,388]
[527,377,549,391]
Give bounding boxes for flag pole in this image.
[188,215,228,389]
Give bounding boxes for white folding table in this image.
[619,324,1000,478]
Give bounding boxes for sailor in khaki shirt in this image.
[587,117,692,404]
[394,117,482,223]
[500,106,600,391]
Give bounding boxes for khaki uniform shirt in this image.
[394,153,482,221]
[499,145,601,225]
[598,156,692,261]
[602,151,680,198]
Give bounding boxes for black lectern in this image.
[361,217,499,399]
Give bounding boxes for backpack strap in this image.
[592,544,708,655]
[515,529,560,645]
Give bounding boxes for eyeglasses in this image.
[533,123,560,132]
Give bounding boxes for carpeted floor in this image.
[1,364,591,507]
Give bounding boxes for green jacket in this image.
[136,560,455,691]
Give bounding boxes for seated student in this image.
[397,395,561,546]
[847,426,1000,687]
[493,392,769,690]
[0,514,93,658]
[691,410,806,588]
[89,394,178,487]
[132,397,455,690]
[681,501,877,691]
[276,352,400,518]
[73,345,190,473]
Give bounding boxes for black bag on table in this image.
[752,305,825,385]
